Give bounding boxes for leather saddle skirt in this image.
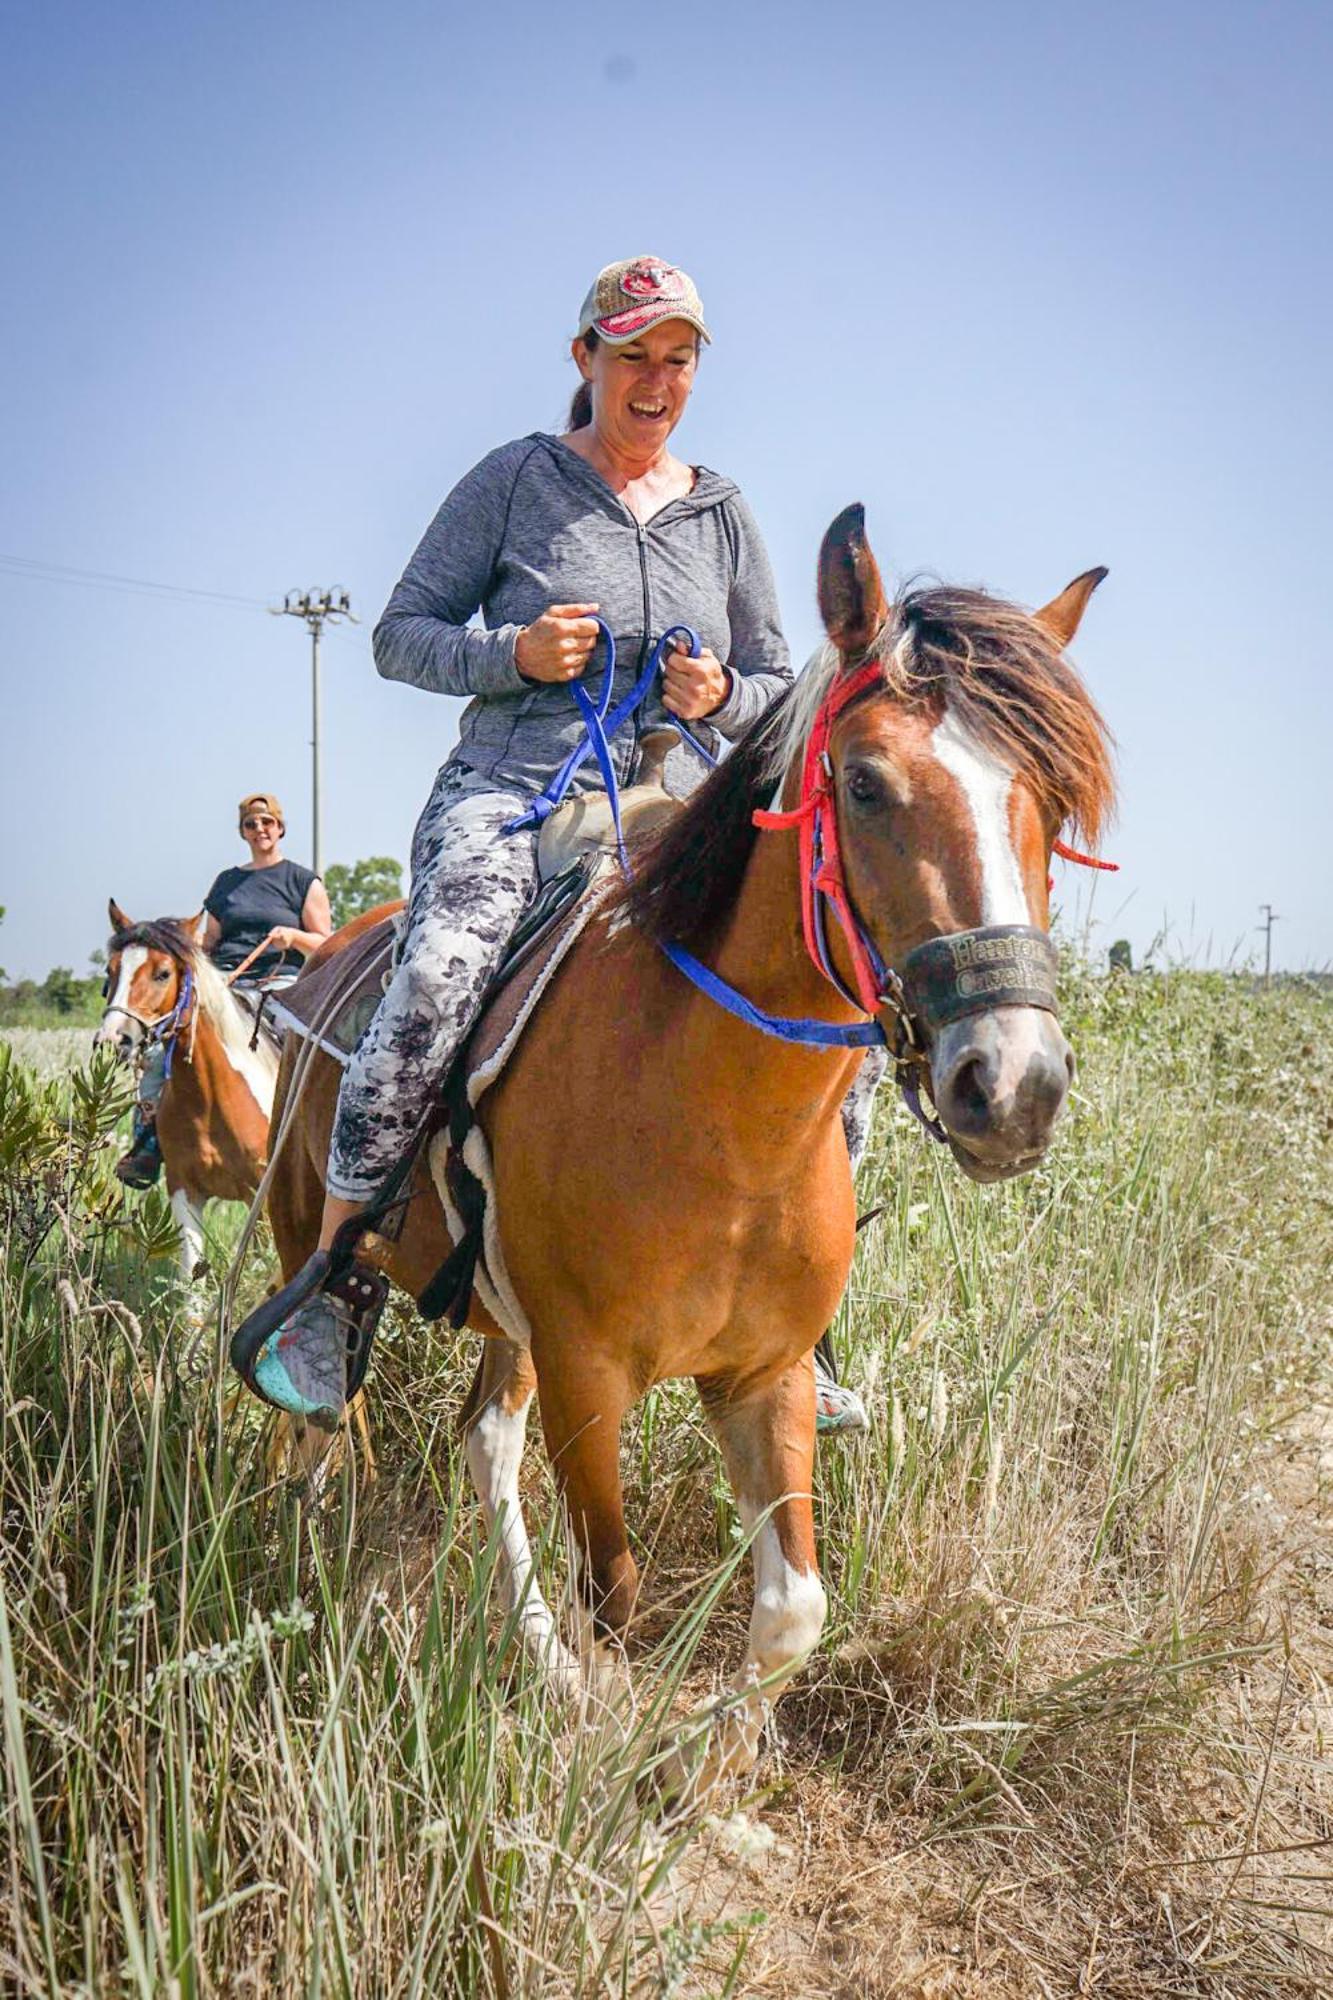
[270,742,681,1067]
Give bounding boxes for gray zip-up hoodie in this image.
[372,433,792,797]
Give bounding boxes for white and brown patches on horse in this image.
[189,953,278,1118]
[99,919,276,1116]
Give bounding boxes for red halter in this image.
[752,662,1119,1010]
[752,659,887,1015]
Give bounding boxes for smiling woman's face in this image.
[575,318,699,458]
[241,810,281,861]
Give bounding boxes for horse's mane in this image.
[622,583,1115,951]
[110,918,198,964]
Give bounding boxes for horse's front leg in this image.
[532,1346,638,1699]
[667,1357,827,1800]
[463,1336,579,1686]
[167,1184,207,1284]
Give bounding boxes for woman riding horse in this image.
[232,254,882,1433]
[116,791,332,1186]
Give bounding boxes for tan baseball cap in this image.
[238,792,285,830]
[576,256,711,345]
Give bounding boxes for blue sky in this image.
[2,0,1329,976]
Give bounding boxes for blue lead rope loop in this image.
[659,941,886,1050]
[502,620,716,874]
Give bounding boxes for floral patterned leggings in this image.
[326,765,887,1200]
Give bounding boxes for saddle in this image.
[271,744,682,1328]
[271,731,679,1069]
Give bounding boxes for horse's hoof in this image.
[645,1702,764,1815]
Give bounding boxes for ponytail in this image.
[568,381,593,430]
[566,329,599,430]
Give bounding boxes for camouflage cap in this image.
[576,256,711,346]
[238,792,285,831]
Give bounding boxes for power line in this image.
[0,551,270,610]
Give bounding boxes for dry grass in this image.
[1,965,1330,1995]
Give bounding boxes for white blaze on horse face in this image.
[929,707,1030,926]
[929,705,1056,1119]
[95,946,148,1053]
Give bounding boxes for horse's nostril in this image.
[950,1054,992,1126]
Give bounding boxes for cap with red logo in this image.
[576,256,711,346]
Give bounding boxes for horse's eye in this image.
[153,967,172,983]
[844,765,887,810]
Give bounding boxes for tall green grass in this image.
[2,968,1330,1996]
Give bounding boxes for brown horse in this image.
[262,507,1114,1792]
[95,903,278,1286]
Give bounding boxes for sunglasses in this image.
[243,815,278,830]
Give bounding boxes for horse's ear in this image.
[108,897,131,933]
[183,909,207,946]
[1033,567,1108,649]
[818,503,889,659]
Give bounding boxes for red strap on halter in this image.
[752,659,885,1015]
[1052,839,1118,872]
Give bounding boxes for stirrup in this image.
[230,1248,388,1418]
[115,1145,162,1190]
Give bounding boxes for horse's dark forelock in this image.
[622,583,1114,952]
[888,584,1114,846]
[108,918,198,965]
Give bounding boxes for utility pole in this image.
[1258,903,1280,989]
[271,590,356,876]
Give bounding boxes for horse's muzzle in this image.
[93,1016,140,1062]
[929,1007,1074,1181]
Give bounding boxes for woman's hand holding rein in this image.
[662,636,729,721]
[516,607,729,720]
[515,604,602,683]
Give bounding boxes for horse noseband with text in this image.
[900,924,1060,1034]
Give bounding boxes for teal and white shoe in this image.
[231,1251,387,1428]
[814,1350,869,1435]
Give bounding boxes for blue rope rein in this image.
[502,620,716,873]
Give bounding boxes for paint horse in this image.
[95,902,279,1286]
[262,506,1114,1796]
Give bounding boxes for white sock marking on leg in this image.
[465,1388,575,1675]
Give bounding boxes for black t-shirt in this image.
[204,859,317,977]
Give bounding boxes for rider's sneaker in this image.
[115,1128,162,1189]
[814,1349,869,1434]
[251,1294,353,1429]
[231,1251,388,1430]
